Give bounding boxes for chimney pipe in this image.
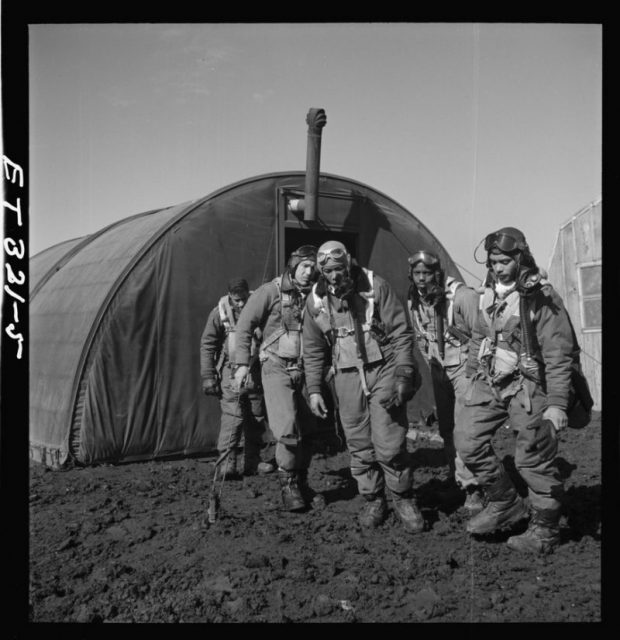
[303,108,327,221]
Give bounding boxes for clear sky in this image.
[28,22,601,285]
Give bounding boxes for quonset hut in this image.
[30,171,464,467]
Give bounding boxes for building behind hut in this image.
[547,199,601,411]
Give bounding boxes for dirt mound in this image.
[29,413,601,622]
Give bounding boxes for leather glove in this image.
[202,378,221,397]
[525,419,558,460]
[380,365,417,410]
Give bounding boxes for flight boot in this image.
[506,508,561,555]
[466,472,529,535]
[391,490,425,534]
[297,469,322,505]
[277,469,307,512]
[243,447,275,476]
[359,493,387,528]
[256,461,276,475]
[463,486,486,516]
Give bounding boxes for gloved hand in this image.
[380,365,417,410]
[202,378,221,397]
[310,393,328,419]
[525,419,558,460]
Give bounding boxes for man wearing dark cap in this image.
[200,278,275,480]
[455,227,591,555]
[233,246,320,512]
[303,240,424,533]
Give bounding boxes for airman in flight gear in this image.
[303,240,424,533]
[200,278,275,480]
[407,250,484,515]
[233,246,319,512]
[455,227,590,554]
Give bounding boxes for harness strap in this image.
[260,327,288,351]
[351,296,370,364]
[259,276,304,360]
[318,273,376,395]
[260,349,302,369]
[357,364,371,397]
[435,302,445,359]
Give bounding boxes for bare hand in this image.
[233,365,249,393]
[310,393,328,419]
[543,405,568,431]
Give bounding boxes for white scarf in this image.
[494,281,516,299]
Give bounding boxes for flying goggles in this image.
[289,245,318,261]
[317,246,348,266]
[483,231,528,254]
[407,251,440,268]
[474,228,529,265]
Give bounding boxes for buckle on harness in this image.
[334,326,355,338]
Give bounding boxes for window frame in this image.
[577,260,602,332]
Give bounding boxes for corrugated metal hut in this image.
[30,172,464,468]
[547,199,601,410]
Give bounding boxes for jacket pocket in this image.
[261,358,276,378]
[464,377,494,406]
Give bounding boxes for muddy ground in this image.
[28,413,601,624]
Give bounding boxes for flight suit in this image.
[303,267,415,498]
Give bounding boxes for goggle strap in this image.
[484,232,523,253]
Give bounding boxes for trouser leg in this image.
[366,363,412,496]
[261,357,314,474]
[334,368,382,498]
[448,364,480,489]
[217,367,244,449]
[453,377,508,485]
[335,363,414,497]
[456,383,528,535]
[368,363,423,532]
[240,388,267,466]
[431,359,456,461]
[261,358,301,471]
[294,383,317,472]
[510,382,564,512]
